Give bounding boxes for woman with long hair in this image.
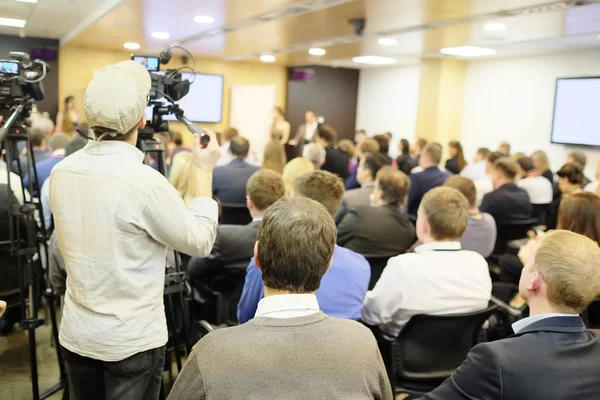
[557,192,600,244]
[270,106,291,144]
[56,95,79,136]
[445,140,467,174]
[396,138,415,175]
[168,152,196,207]
[531,150,553,183]
[262,140,286,174]
[282,157,314,197]
[546,163,585,230]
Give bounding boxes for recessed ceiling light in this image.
[260,55,276,63]
[352,56,396,65]
[440,46,496,57]
[0,17,27,28]
[151,32,170,39]
[308,48,326,56]
[378,37,398,46]
[123,42,141,50]
[13,0,38,3]
[484,23,507,32]
[194,15,215,24]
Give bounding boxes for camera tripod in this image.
[0,103,67,400]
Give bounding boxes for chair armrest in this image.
[490,295,524,317]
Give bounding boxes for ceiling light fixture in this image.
[0,17,27,28]
[308,48,326,56]
[260,55,276,63]
[193,15,215,24]
[13,0,38,3]
[151,32,170,39]
[123,42,141,50]
[378,37,398,46]
[352,56,396,65]
[484,23,507,32]
[440,46,496,57]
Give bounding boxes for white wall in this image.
[461,48,600,179]
[356,65,420,156]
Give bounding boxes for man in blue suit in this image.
[420,230,600,400]
[407,143,449,216]
[212,136,260,205]
[24,133,70,190]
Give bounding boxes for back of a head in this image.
[316,126,337,145]
[282,157,314,196]
[422,142,443,166]
[400,139,410,155]
[376,166,410,206]
[30,114,54,137]
[49,133,70,151]
[420,186,469,241]
[372,134,390,155]
[415,137,428,150]
[337,139,356,158]
[257,197,336,293]
[568,151,587,168]
[223,127,239,142]
[498,141,511,156]
[558,192,600,244]
[444,175,477,208]
[493,157,518,181]
[262,141,286,173]
[362,152,388,180]
[516,156,535,174]
[476,147,491,160]
[172,131,184,146]
[168,152,195,206]
[557,163,584,186]
[533,230,600,313]
[65,137,88,156]
[532,150,549,172]
[293,170,345,217]
[358,139,380,155]
[487,151,504,166]
[246,169,285,211]
[302,143,326,167]
[230,136,250,158]
[29,128,47,148]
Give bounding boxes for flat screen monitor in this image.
[146,72,224,124]
[551,77,600,147]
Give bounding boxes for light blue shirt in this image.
[512,313,579,334]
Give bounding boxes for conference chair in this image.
[365,256,390,290]
[220,204,252,225]
[375,305,498,398]
[493,218,537,255]
[582,298,600,329]
[531,203,550,226]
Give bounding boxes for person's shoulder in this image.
[326,317,378,344]
[191,323,256,357]
[481,212,497,226]
[333,246,369,269]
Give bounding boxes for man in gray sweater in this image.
[168,197,392,400]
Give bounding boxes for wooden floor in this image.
[0,323,407,400]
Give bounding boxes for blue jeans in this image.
[61,345,166,400]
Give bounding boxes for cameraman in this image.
[49,61,220,400]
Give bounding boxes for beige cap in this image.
[84,60,151,135]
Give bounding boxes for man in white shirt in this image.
[515,156,552,205]
[472,150,504,205]
[362,186,492,338]
[461,147,491,181]
[50,61,221,400]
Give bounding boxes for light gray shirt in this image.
[460,213,497,259]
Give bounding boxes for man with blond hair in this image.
[421,230,600,399]
[362,186,492,338]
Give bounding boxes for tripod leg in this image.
[27,321,41,400]
[178,291,191,355]
[165,295,182,372]
[46,288,67,379]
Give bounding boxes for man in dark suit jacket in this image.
[315,126,349,180]
[480,157,532,222]
[407,143,449,216]
[212,136,261,205]
[187,170,285,286]
[288,110,320,158]
[420,230,600,400]
[338,166,415,257]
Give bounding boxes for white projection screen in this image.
[551,77,600,147]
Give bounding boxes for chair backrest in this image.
[220,204,252,225]
[395,305,497,381]
[494,218,537,254]
[531,203,550,226]
[365,256,390,290]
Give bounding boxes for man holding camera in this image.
[50,61,220,400]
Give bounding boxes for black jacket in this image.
[480,183,532,222]
[419,316,600,400]
[321,144,350,181]
[445,157,462,175]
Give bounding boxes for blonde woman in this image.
[531,150,553,183]
[262,140,286,174]
[282,157,314,197]
[56,95,79,136]
[169,152,196,207]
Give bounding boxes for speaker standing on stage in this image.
[49,61,220,400]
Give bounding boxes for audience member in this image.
[336,152,388,223]
[354,129,367,146]
[238,171,370,323]
[444,176,496,258]
[0,154,30,205]
[511,152,526,162]
[24,133,70,189]
[262,140,286,174]
[546,163,584,230]
[169,152,196,207]
[372,134,393,164]
[212,136,260,205]
[567,151,591,187]
[216,127,239,166]
[515,156,553,205]
[288,110,319,156]
[337,139,356,161]
[270,106,291,144]
[420,230,600,400]
[410,137,428,165]
[497,141,511,156]
[362,187,492,338]
[461,147,491,181]
[56,95,79,136]
[584,160,600,194]
[407,143,449,216]
[557,192,600,243]
[282,157,314,197]
[14,126,51,176]
[302,142,326,170]
[445,140,468,175]
[531,150,553,183]
[345,138,381,190]
[480,158,532,222]
[170,131,191,159]
[315,126,350,180]
[338,166,415,257]
[472,150,503,205]
[396,138,416,175]
[170,197,392,400]
[187,170,285,286]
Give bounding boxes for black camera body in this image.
[0,52,48,107]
